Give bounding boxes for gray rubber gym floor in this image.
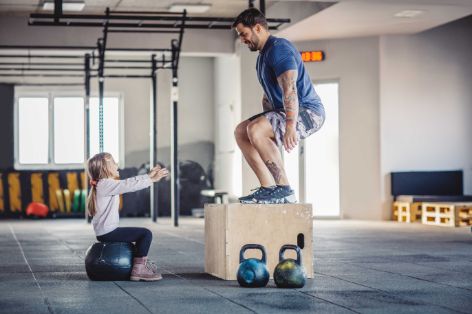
[0,218,471,314]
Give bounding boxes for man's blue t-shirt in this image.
[256,35,323,114]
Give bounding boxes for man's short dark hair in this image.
[232,8,268,30]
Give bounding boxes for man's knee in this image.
[234,121,249,142]
[247,120,264,144]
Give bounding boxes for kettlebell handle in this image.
[279,244,302,266]
[239,244,267,264]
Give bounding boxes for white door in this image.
[304,82,340,217]
[283,82,340,216]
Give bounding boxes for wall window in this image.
[89,97,121,163]
[15,91,123,169]
[17,97,49,164]
[54,97,85,164]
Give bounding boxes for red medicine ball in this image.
[26,202,49,218]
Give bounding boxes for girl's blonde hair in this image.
[86,152,116,217]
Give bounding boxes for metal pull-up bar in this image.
[30,0,289,31]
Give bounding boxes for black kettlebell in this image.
[274,244,306,288]
[236,244,270,288]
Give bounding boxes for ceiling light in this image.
[394,10,424,18]
[169,3,212,13]
[42,1,85,12]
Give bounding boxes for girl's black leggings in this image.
[96,227,152,257]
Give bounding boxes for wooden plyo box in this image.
[422,202,472,227]
[392,201,422,223]
[204,203,313,280]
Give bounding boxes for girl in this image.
[87,152,168,282]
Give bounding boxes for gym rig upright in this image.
[0,0,290,226]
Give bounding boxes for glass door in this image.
[283,82,340,216]
[304,82,340,217]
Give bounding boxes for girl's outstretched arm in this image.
[97,175,153,196]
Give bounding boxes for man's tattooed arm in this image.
[262,94,272,112]
[276,69,299,127]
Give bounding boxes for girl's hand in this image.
[149,167,169,182]
[149,165,162,177]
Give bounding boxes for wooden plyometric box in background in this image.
[422,202,472,227]
[204,203,313,280]
[392,201,422,223]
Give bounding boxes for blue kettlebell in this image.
[236,244,270,288]
[274,244,306,288]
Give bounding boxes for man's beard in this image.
[247,33,259,51]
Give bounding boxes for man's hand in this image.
[283,124,298,152]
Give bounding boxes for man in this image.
[233,8,325,204]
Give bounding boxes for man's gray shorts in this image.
[248,108,325,147]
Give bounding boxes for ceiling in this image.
[0,0,471,40]
[0,0,253,17]
[277,0,472,41]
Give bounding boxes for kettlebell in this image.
[274,244,306,288]
[236,244,270,288]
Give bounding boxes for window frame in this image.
[14,87,125,170]
[88,92,125,168]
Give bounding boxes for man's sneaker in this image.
[239,186,275,204]
[256,185,297,204]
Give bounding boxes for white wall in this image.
[214,55,242,197]
[234,16,471,220]
[89,77,151,167]
[238,44,265,194]
[3,10,471,219]
[291,16,471,220]
[90,57,216,169]
[296,37,382,220]
[0,15,228,170]
[380,16,472,217]
[178,57,215,145]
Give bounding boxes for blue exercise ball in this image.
[85,242,135,281]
